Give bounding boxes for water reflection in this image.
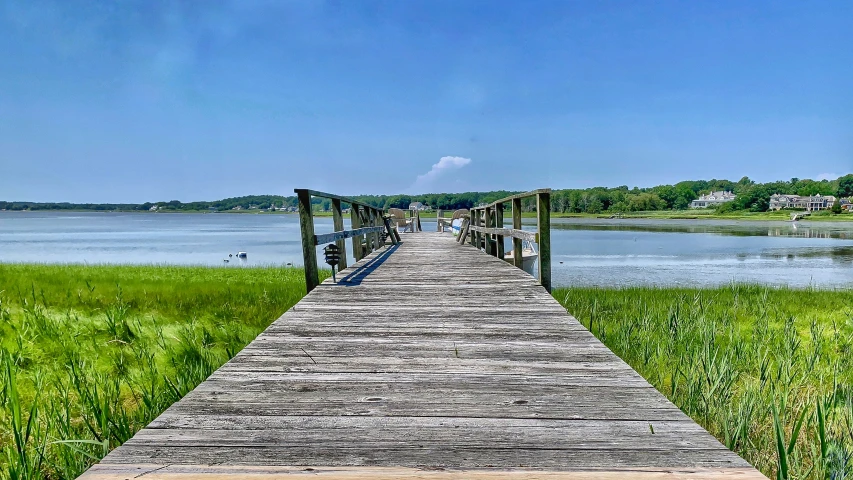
[549,218,853,239]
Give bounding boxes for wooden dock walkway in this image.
[81,233,763,479]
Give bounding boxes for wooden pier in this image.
[81,191,764,479]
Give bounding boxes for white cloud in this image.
[411,156,472,191]
[815,173,839,181]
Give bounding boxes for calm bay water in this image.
[1,211,851,288]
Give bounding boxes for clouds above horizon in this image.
[410,156,472,193]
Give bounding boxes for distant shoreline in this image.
[3,209,852,222]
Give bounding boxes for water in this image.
[1,212,851,288]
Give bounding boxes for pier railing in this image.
[467,189,551,292]
[295,189,397,293]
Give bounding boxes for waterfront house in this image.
[689,191,736,208]
[806,194,836,211]
[769,194,807,210]
[409,202,428,211]
[770,194,837,211]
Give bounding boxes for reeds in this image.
[0,264,314,479]
[555,284,853,479]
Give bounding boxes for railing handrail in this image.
[295,188,398,293]
[293,189,379,210]
[463,188,551,292]
[470,188,551,211]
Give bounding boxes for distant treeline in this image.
[3,175,852,214]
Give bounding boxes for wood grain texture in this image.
[82,233,765,479]
[80,464,767,480]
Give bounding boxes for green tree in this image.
[831,200,842,214]
[837,174,853,198]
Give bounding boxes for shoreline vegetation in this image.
[2,174,852,220]
[555,286,853,479]
[3,209,853,222]
[0,264,850,478]
[0,264,326,479]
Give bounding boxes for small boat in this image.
[503,240,538,275]
[237,252,247,259]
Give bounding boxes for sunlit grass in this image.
[554,285,853,479]
[0,264,319,479]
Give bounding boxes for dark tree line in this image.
[3,175,850,214]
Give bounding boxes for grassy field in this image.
[2,265,852,479]
[555,285,853,479]
[0,264,318,479]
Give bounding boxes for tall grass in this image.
[555,285,853,479]
[0,264,315,479]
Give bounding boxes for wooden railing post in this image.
[473,209,481,248]
[371,208,381,249]
[484,207,494,256]
[495,203,505,260]
[350,205,363,261]
[296,190,320,293]
[512,198,523,268]
[365,209,375,253]
[331,198,347,270]
[536,191,551,292]
[436,209,443,232]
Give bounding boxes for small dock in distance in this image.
[81,190,765,479]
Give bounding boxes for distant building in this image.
[770,193,837,211]
[769,194,807,210]
[149,205,159,211]
[690,191,736,208]
[409,202,428,211]
[231,206,243,211]
[806,194,836,211]
[841,198,852,212]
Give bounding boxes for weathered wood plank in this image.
[81,464,766,480]
[315,226,387,245]
[84,233,763,479]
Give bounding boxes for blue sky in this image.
[1,0,851,202]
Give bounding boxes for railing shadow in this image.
[335,243,400,286]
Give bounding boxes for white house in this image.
[408,202,429,211]
[690,191,736,208]
[806,194,836,211]
[769,194,807,210]
[770,194,837,211]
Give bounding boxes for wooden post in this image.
[472,209,480,247]
[366,209,377,252]
[495,203,505,261]
[350,205,363,261]
[296,190,319,293]
[436,209,443,232]
[484,206,494,256]
[512,198,523,268]
[416,209,422,232]
[331,198,347,270]
[537,192,551,292]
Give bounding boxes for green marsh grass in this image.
[555,285,853,479]
[0,264,318,479]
